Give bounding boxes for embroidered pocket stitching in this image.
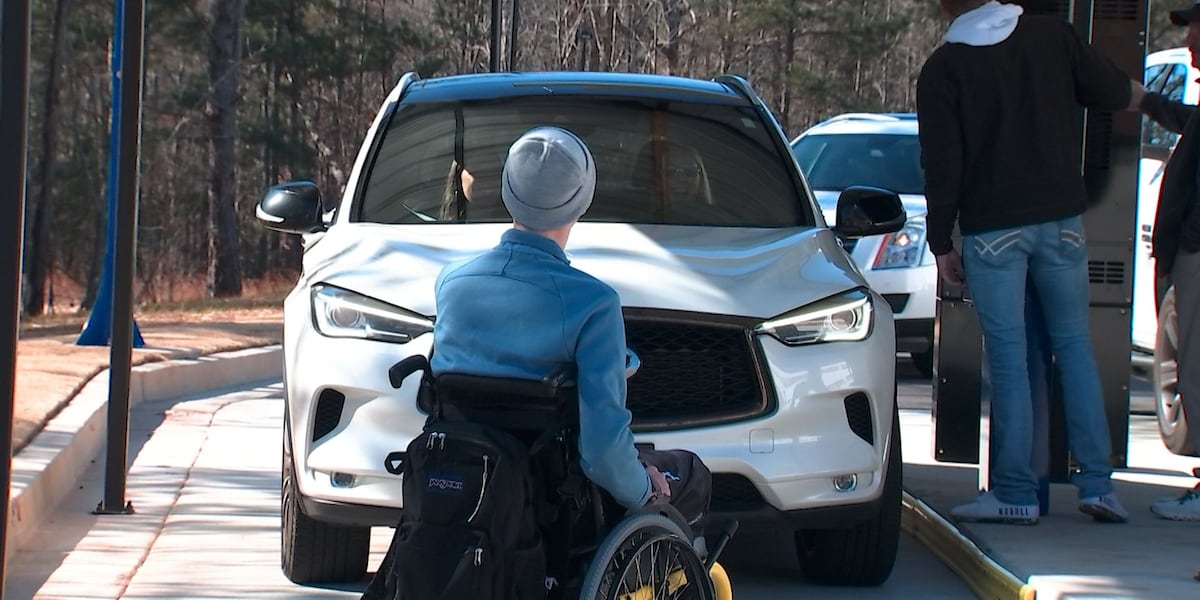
[973,230,1022,257]
[1061,229,1084,248]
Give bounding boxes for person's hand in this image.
[1128,79,1148,112]
[935,249,966,288]
[645,464,671,504]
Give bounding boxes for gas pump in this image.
[931,0,1149,512]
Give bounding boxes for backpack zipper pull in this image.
[438,432,446,450]
[474,547,483,566]
[426,433,436,450]
[467,454,490,522]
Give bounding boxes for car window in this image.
[790,133,924,195]
[354,97,811,227]
[1142,63,1186,150]
[1144,64,1166,93]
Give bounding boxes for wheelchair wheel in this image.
[708,562,732,600]
[578,512,716,600]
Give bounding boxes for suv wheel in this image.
[794,403,901,586]
[1155,286,1197,456]
[281,444,371,583]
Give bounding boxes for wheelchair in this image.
[388,353,735,600]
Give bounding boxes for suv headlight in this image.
[872,216,926,270]
[754,288,873,346]
[311,284,433,343]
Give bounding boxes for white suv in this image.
[1134,48,1199,455]
[790,114,937,377]
[257,71,908,587]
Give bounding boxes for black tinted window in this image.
[355,97,811,227]
[791,133,924,196]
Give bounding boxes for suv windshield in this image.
[791,133,924,196]
[355,97,810,227]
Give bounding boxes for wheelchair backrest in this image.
[432,367,580,442]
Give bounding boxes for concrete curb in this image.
[901,491,1036,600]
[7,345,284,554]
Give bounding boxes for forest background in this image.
[17,0,1190,317]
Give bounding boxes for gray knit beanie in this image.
[501,126,596,230]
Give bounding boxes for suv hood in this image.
[301,223,867,319]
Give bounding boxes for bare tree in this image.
[206,0,246,297]
[25,0,74,315]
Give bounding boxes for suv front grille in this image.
[624,311,771,431]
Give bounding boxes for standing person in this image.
[431,126,711,524]
[1141,1,1200,524]
[917,0,1144,524]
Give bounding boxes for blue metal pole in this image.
[77,0,142,348]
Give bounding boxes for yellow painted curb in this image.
[901,492,1037,600]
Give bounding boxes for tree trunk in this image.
[25,0,74,316]
[778,0,797,133]
[206,0,246,298]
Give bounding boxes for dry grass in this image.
[19,273,295,338]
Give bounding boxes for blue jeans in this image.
[963,215,1113,505]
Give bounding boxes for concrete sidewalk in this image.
[6,384,370,599]
[7,350,1200,599]
[6,346,283,555]
[897,377,1200,599]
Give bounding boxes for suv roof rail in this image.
[713,74,757,103]
[820,113,915,125]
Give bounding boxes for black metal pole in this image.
[489,0,501,72]
[0,0,32,592]
[509,0,520,71]
[97,0,145,515]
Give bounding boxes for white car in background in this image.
[1134,48,1199,455]
[790,114,937,377]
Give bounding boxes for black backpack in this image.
[363,419,547,600]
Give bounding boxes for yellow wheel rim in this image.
[710,562,733,600]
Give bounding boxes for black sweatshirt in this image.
[917,15,1132,255]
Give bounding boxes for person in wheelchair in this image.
[364,126,729,600]
[432,125,711,522]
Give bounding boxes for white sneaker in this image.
[950,492,1039,525]
[1079,493,1129,523]
[1150,485,1200,522]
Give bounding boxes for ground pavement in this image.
[7,325,1200,599]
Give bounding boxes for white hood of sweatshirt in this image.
[944,1,1024,46]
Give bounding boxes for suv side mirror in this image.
[832,186,906,238]
[256,181,326,234]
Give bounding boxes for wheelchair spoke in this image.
[608,534,702,600]
[581,513,714,600]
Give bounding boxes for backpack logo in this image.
[426,472,465,495]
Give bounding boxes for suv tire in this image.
[1155,286,1198,456]
[281,447,371,583]
[794,402,901,586]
